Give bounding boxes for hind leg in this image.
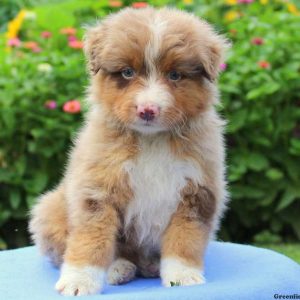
[29,184,68,267]
[107,258,137,285]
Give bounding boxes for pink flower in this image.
[41,31,52,39]
[258,60,270,69]
[251,37,264,45]
[44,100,57,110]
[220,63,227,71]
[238,0,254,3]
[32,46,42,53]
[60,27,77,35]
[68,40,84,49]
[7,38,21,47]
[68,35,77,42]
[132,2,148,8]
[63,100,81,114]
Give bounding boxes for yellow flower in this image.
[183,0,193,4]
[259,0,268,4]
[224,10,239,22]
[225,0,237,5]
[287,3,300,16]
[5,9,26,39]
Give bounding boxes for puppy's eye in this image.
[168,70,182,81]
[121,67,135,79]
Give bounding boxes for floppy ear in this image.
[201,35,230,82]
[83,23,105,75]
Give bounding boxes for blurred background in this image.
[0,0,299,262]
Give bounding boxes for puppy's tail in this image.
[28,184,68,267]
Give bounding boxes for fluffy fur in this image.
[29,7,228,296]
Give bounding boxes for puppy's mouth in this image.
[129,118,166,134]
[141,120,155,126]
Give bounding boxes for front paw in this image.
[55,263,105,296]
[160,258,205,287]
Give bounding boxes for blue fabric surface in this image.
[0,242,299,300]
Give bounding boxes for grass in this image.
[257,244,300,264]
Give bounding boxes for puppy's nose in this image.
[137,104,160,121]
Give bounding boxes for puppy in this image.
[29,7,228,296]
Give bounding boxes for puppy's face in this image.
[85,8,227,134]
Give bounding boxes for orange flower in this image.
[63,100,81,114]
[23,41,41,52]
[60,27,77,35]
[23,41,38,49]
[132,2,148,9]
[258,60,270,69]
[109,0,123,7]
[68,40,84,49]
[229,29,238,36]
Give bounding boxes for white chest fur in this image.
[124,135,202,248]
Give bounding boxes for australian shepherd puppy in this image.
[29,7,228,296]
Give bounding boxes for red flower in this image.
[44,100,57,110]
[109,0,123,7]
[41,31,52,39]
[63,100,81,114]
[68,40,84,49]
[238,0,253,3]
[132,2,148,8]
[251,37,264,45]
[258,60,270,69]
[60,27,77,35]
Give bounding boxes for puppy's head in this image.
[85,7,228,134]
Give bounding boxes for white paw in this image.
[160,257,205,287]
[55,263,104,296]
[107,258,137,285]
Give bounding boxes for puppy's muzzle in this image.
[136,104,160,122]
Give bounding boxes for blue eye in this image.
[168,70,182,81]
[121,67,135,79]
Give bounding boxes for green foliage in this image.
[0,0,300,249]
[257,244,300,264]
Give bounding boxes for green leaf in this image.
[10,190,21,210]
[26,195,36,209]
[0,236,7,250]
[24,172,48,194]
[247,153,269,171]
[265,168,284,180]
[0,210,11,227]
[277,186,300,211]
[227,109,248,133]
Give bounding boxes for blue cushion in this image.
[0,242,299,300]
